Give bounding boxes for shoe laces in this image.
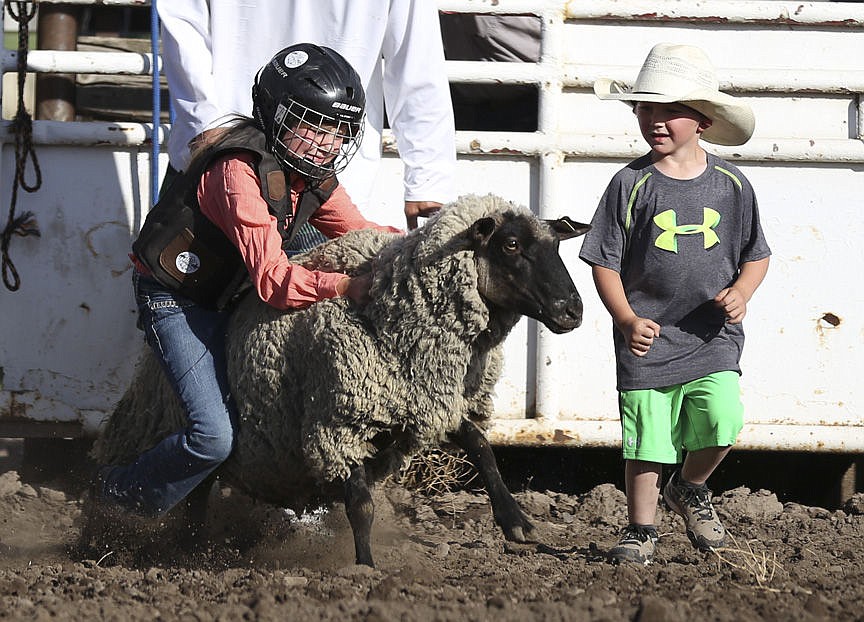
[620,524,657,543]
[678,483,716,522]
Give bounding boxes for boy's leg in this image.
[626,459,662,525]
[681,445,732,485]
[608,460,661,564]
[664,371,743,550]
[610,388,680,564]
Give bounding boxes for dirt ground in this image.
[1,440,862,622]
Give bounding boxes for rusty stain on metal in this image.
[820,312,841,327]
[814,311,839,344]
[465,139,527,157]
[507,429,541,444]
[553,429,574,443]
[490,148,526,155]
[7,397,26,418]
[814,416,852,425]
[622,13,732,25]
[601,11,862,28]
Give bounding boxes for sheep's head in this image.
[470,212,590,334]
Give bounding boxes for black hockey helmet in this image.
[252,43,365,183]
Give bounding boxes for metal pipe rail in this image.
[448,61,864,96]
[4,120,862,165]
[6,50,864,96]
[1,50,157,75]
[438,0,864,28]
[35,0,148,5]
[486,420,864,453]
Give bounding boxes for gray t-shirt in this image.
[579,153,771,391]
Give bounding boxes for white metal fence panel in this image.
[1,0,862,452]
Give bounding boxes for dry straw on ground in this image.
[712,534,785,591]
[396,448,480,495]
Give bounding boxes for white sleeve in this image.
[157,1,226,170]
[381,1,457,204]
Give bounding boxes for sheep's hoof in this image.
[506,526,527,542]
[356,554,375,568]
[504,518,537,543]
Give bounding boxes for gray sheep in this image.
[88,193,590,566]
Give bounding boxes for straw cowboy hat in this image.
[594,43,755,146]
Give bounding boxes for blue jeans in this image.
[101,271,237,517]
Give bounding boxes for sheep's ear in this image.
[469,217,497,245]
[546,216,591,241]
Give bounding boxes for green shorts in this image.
[618,371,744,464]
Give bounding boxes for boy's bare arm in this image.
[714,256,770,324]
[592,265,661,357]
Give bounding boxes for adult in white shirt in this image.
[157,0,457,228]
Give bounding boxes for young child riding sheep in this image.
[87,193,590,566]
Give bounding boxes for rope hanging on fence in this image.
[2,0,42,292]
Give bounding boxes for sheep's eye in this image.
[503,238,520,254]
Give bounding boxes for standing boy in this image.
[579,43,771,564]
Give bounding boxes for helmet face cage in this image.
[271,98,364,183]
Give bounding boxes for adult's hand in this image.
[337,273,373,306]
[404,201,442,230]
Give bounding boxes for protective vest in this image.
[132,123,335,309]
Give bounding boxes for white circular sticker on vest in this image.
[175,251,201,275]
[284,51,308,68]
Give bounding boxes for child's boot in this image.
[608,524,658,564]
[663,470,727,550]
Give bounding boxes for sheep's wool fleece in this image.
[226,194,525,485]
[96,195,526,495]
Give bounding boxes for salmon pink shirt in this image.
[199,152,400,309]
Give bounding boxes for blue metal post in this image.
[150,2,161,205]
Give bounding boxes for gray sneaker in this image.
[663,470,727,551]
[608,524,659,564]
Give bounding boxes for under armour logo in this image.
[653,208,721,252]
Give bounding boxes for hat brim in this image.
[594,78,755,146]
